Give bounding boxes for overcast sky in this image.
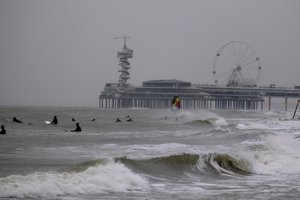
[0,0,299,107]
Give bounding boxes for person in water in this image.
[71,123,81,132]
[126,118,132,122]
[116,118,122,122]
[51,116,58,125]
[12,117,23,123]
[0,125,6,134]
[72,118,76,122]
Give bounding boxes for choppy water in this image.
[0,103,300,199]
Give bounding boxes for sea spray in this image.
[236,118,300,131]
[238,134,300,175]
[175,110,228,126]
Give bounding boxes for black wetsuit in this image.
[51,118,58,125]
[13,118,23,123]
[0,128,6,134]
[71,124,81,132]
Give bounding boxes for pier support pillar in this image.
[285,97,288,111]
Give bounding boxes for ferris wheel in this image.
[212,41,262,87]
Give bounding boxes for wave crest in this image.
[201,153,252,176]
[118,153,252,178]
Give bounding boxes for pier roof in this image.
[143,79,191,88]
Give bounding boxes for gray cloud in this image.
[0,0,299,106]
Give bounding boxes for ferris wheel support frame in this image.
[212,41,262,87]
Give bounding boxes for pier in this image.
[195,85,300,110]
[99,79,268,110]
[99,37,300,110]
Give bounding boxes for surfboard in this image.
[45,121,51,124]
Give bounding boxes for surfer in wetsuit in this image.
[12,117,23,123]
[126,118,132,122]
[50,116,58,125]
[116,118,121,122]
[71,123,81,132]
[0,125,6,134]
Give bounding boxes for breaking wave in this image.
[0,153,253,198]
[4,133,300,199]
[171,110,228,126]
[243,134,300,175]
[117,153,252,179]
[0,159,149,198]
[199,153,252,176]
[185,118,217,126]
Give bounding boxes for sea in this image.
[0,98,300,200]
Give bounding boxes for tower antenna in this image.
[114,34,130,48]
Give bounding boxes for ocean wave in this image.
[244,134,300,175]
[199,153,252,176]
[185,118,217,126]
[117,153,252,179]
[169,110,228,126]
[236,119,300,131]
[66,159,107,173]
[184,118,228,127]
[0,159,149,198]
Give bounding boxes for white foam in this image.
[236,119,300,131]
[236,122,248,130]
[238,134,300,175]
[172,110,228,126]
[0,160,149,198]
[211,118,228,126]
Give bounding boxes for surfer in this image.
[126,118,132,122]
[116,118,122,122]
[72,118,76,122]
[91,118,96,121]
[70,123,81,132]
[50,116,58,125]
[0,125,6,134]
[12,117,23,123]
[171,96,181,111]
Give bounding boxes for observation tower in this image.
[114,35,133,87]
